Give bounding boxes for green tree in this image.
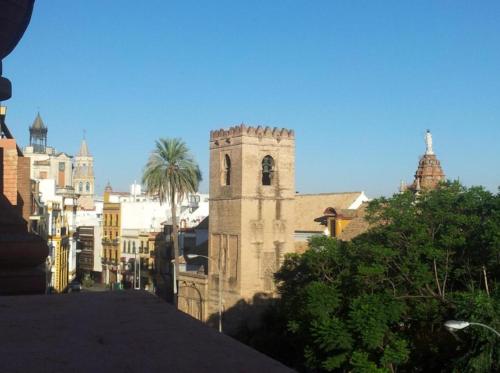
[249,182,499,372]
[142,138,202,300]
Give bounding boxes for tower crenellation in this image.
[210,124,294,142]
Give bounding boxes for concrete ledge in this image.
[0,291,293,373]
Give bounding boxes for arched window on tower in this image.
[223,154,231,186]
[86,182,90,192]
[79,181,83,192]
[262,155,274,186]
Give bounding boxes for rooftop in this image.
[77,138,91,157]
[294,192,365,233]
[0,291,292,373]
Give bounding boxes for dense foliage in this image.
[242,182,500,372]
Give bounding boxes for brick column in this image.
[0,138,18,206]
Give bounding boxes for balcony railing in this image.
[102,238,119,246]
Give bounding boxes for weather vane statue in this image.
[425,129,434,155]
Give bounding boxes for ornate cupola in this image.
[29,112,47,153]
[406,130,446,192]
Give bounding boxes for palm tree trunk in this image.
[170,190,180,306]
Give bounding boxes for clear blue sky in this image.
[3,1,499,197]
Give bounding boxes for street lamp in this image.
[445,320,500,337]
[187,253,223,333]
[170,258,177,295]
[46,243,54,294]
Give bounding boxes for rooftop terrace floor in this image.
[0,291,292,373]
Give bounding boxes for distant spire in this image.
[415,177,421,191]
[77,136,91,157]
[399,180,407,193]
[31,112,46,130]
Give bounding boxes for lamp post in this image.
[46,243,54,294]
[134,247,141,290]
[187,253,223,333]
[170,258,177,295]
[445,320,500,337]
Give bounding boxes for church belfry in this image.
[73,135,95,210]
[29,113,47,153]
[208,125,295,331]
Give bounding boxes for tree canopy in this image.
[244,182,500,372]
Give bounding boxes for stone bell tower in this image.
[208,125,295,330]
[73,136,95,210]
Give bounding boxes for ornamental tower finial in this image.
[425,129,434,155]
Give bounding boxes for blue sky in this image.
[3,1,499,196]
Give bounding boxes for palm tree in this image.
[142,138,202,302]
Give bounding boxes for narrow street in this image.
[81,283,110,292]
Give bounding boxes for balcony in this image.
[102,238,119,246]
[55,185,76,197]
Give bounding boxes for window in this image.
[223,154,231,186]
[79,182,83,192]
[262,155,274,186]
[86,182,90,192]
[132,241,136,254]
[128,241,131,253]
[115,215,118,227]
[123,242,126,252]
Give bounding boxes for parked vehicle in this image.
[69,280,82,292]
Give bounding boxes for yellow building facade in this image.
[48,202,70,293]
[102,184,121,285]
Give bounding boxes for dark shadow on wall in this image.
[205,292,301,371]
[152,233,172,303]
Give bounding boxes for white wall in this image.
[39,179,59,204]
[178,194,209,228]
[348,191,371,209]
[121,201,171,231]
[93,224,103,273]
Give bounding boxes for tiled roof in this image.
[30,112,46,130]
[77,139,91,157]
[338,203,371,241]
[196,216,209,230]
[294,192,363,233]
